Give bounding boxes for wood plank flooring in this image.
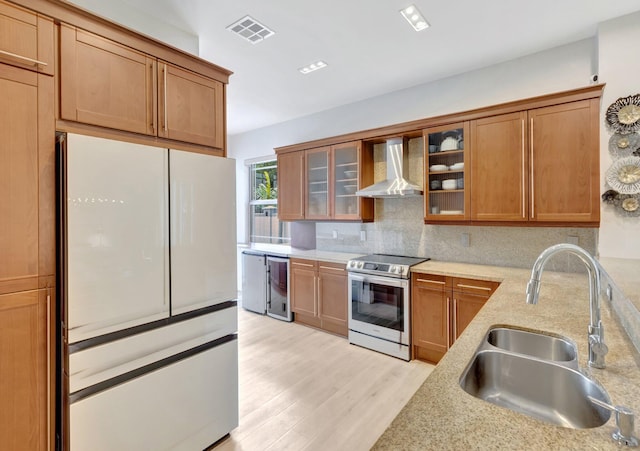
[214,309,434,451]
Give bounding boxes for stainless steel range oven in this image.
[347,254,428,361]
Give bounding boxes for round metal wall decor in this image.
[605,156,640,194]
[606,94,640,134]
[608,133,640,158]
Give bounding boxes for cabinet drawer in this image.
[452,277,499,297]
[317,261,346,274]
[412,273,449,293]
[0,1,53,75]
[291,258,318,270]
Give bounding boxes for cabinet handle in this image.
[319,265,344,272]
[521,118,526,219]
[0,49,47,67]
[446,297,451,350]
[416,278,445,285]
[46,289,51,450]
[530,117,535,218]
[162,65,168,131]
[315,276,319,316]
[456,283,492,291]
[453,298,458,341]
[293,262,314,268]
[149,62,155,134]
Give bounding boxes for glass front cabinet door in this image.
[424,122,470,222]
[332,141,361,220]
[305,147,330,220]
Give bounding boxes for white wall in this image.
[597,11,640,259]
[229,38,596,250]
[67,0,199,55]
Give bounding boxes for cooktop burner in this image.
[346,254,430,279]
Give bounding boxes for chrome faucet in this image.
[526,243,608,369]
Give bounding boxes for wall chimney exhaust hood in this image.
[355,137,423,198]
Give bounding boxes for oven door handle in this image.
[348,272,408,288]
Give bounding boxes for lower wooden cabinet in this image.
[0,289,51,451]
[412,273,499,363]
[290,258,348,337]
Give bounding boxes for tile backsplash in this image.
[312,137,598,273]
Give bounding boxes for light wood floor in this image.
[214,309,434,451]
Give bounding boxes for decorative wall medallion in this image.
[606,94,640,134]
[608,133,640,158]
[622,197,639,212]
[606,156,640,194]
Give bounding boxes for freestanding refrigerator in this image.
[58,133,238,450]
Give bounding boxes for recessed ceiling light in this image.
[298,60,328,75]
[226,15,275,44]
[400,4,430,32]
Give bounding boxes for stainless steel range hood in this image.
[355,137,423,198]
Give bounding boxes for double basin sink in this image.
[459,325,611,429]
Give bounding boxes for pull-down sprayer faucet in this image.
[526,243,608,368]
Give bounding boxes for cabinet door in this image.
[0,289,49,451]
[0,64,39,294]
[470,112,528,221]
[158,61,224,149]
[529,100,600,223]
[318,262,348,336]
[424,122,470,222]
[60,25,156,136]
[0,1,54,75]
[452,292,486,341]
[411,274,449,363]
[332,141,360,220]
[290,259,317,317]
[277,151,305,221]
[305,147,331,220]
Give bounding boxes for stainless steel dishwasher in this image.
[241,251,291,321]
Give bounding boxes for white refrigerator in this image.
[60,133,238,450]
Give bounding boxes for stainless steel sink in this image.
[486,326,577,363]
[459,350,611,429]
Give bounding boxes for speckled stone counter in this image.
[242,243,364,264]
[373,261,640,451]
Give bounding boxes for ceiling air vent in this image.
[226,15,275,44]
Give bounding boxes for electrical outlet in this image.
[332,230,338,239]
[567,235,579,245]
[461,233,470,248]
[360,230,366,241]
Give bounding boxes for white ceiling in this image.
[108,0,640,136]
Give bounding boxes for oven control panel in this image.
[347,260,408,278]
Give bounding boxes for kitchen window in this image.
[250,159,290,244]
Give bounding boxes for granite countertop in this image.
[241,243,364,264]
[374,260,640,450]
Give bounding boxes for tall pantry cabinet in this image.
[0,1,55,449]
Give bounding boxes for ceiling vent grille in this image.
[227,15,275,44]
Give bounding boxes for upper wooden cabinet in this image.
[470,111,528,221]
[158,61,224,148]
[60,25,156,136]
[0,0,53,75]
[277,151,305,221]
[528,99,600,223]
[59,25,227,150]
[277,141,373,222]
[425,97,600,226]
